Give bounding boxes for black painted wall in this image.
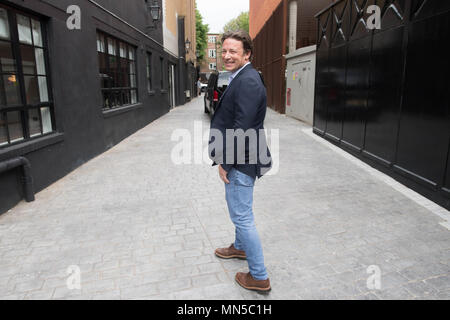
[0,0,171,213]
[314,0,450,210]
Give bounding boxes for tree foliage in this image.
[196,6,209,62]
[223,12,249,33]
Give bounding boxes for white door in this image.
[168,64,175,108]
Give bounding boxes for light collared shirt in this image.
[228,62,250,85]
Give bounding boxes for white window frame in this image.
[208,49,216,58]
[209,63,216,70]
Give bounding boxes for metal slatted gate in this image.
[313,0,450,210]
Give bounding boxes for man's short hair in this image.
[221,30,254,60]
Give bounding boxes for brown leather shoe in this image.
[214,244,246,260]
[235,272,271,292]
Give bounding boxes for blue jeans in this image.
[225,168,268,280]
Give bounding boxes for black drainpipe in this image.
[0,156,35,202]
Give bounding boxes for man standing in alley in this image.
[208,31,272,292]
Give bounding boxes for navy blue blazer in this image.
[208,63,272,179]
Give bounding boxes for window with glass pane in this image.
[28,108,40,137]
[0,112,7,145]
[40,106,52,134]
[7,111,24,143]
[98,31,137,109]
[0,5,54,148]
[17,14,32,44]
[17,15,49,105]
[146,52,152,92]
[0,8,10,40]
[160,57,164,90]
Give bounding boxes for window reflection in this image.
[28,108,41,137]
[0,112,7,145]
[7,111,24,142]
[2,74,20,105]
[17,14,32,44]
[31,19,42,47]
[0,8,9,40]
[20,44,37,74]
[38,76,48,102]
[34,48,46,75]
[0,40,16,72]
[146,53,152,92]
[24,75,40,104]
[40,107,52,134]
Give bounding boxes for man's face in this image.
[221,38,251,73]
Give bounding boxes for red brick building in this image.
[250,0,283,39]
[199,33,224,78]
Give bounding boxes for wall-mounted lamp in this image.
[185,39,191,53]
[147,0,161,30]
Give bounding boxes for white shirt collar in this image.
[229,62,250,84]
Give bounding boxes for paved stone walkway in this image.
[0,97,449,300]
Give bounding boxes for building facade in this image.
[199,33,223,79]
[250,0,284,39]
[250,0,334,113]
[162,0,197,104]
[0,0,193,214]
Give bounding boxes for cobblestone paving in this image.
[0,97,449,300]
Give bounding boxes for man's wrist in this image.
[221,164,233,173]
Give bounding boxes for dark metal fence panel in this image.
[298,0,333,48]
[396,3,450,190]
[314,0,450,209]
[446,148,450,192]
[314,8,332,133]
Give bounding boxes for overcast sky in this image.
[196,0,249,33]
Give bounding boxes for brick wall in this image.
[249,0,283,38]
[199,34,223,74]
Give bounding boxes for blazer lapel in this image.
[213,64,252,118]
